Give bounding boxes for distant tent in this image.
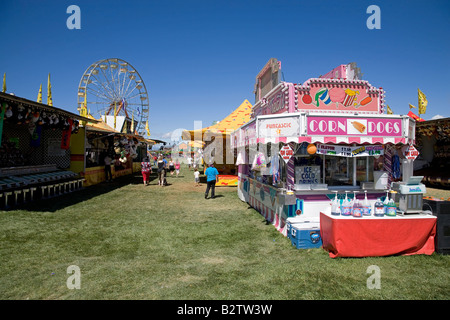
[182,99,252,141]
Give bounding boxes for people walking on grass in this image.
[194,168,200,187]
[157,155,166,186]
[204,163,219,199]
[168,158,175,176]
[141,157,152,186]
[187,156,192,170]
[175,160,181,177]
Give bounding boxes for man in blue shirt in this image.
[204,163,219,199]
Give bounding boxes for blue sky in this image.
[1,0,449,142]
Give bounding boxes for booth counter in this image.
[320,211,436,258]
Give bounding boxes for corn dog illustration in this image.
[360,96,372,106]
[351,121,366,133]
[354,96,372,109]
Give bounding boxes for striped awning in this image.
[232,135,410,148]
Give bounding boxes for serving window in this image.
[324,156,354,186]
[292,143,384,188]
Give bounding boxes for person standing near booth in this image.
[104,154,113,182]
[204,163,219,199]
[141,157,152,186]
[157,155,167,186]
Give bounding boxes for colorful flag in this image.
[2,73,6,93]
[407,111,425,122]
[47,73,53,106]
[146,120,150,136]
[37,84,43,103]
[130,112,134,133]
[79,93,87,127]
[114,101,117,129]
[418,88,427,115]
[409,104,416,109]
[387,105,394,114]
[79,93,87,117]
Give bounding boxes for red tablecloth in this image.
[320,212,437,258]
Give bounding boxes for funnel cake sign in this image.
[307,116,403,137]
[297,80,382,113]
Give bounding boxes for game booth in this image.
[82,114,153,186]
[230,63,437,258]
[0,91,92,209]
[182,99,253,186]
[414,117,450,189]
[413,117,450,254]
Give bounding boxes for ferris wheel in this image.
[77,58,149,135]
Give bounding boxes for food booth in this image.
[230,63,437,257]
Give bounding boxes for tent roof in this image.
[182,99,252,140]
[85,114,120,133]
[85,114,153,145]
[0,91,95,123]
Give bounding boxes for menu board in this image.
[316,144,384,157]
[295,166,320,184]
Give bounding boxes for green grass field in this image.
[0,165,449,300]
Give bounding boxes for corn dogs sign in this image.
[307,116,402,137]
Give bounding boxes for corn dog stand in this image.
[231,63,436,256]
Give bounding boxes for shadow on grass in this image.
[206,195,224,199]
[11,172,150,212]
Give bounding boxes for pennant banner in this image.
[418,88,427,115]
[146,120,151,136]
[47,73,53,106]
[37,84,43,103]
[387,105,394,114]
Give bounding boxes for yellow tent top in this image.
[183,99,252,140]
